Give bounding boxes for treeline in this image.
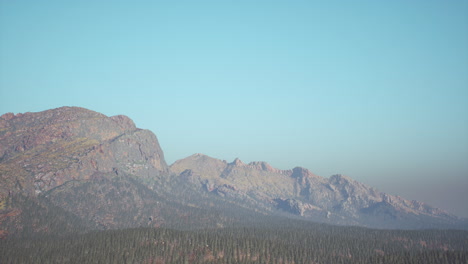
[1,225,467,263]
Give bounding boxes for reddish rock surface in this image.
[0,106,168,199]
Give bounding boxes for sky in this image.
[1,0,467,217]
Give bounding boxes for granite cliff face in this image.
[0,107,174,235]
[171,154,459,229]
[0,107,168,199]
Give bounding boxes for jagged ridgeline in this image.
[0,107,467,240]
[170,154,463,229]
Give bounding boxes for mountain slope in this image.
[0,107,168,198]
[171,153,459,229]
[0,107,172,236]
[0,107,282,237]
[0,107,465,237]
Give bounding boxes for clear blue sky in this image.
[1,0,467,217]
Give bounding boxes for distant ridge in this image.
[171,153,459,229]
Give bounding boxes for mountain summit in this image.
[0,106,167,198]
[0,107,464,237]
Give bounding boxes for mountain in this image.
[0,107,234,237]
[0,106,167,197]
[0,107,465,238]
[171,154,460,229]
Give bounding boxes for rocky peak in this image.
[247,161,277,172]
[110,115,136,131]
[170,153,228,180]
[174,153,225,166]
[230,158,244,166]
[0,112,19,121]
[0,106,129,159]
[290,167,323,184]
[191,153,206,158]
[0,106,168,197]
[291,167,312,178]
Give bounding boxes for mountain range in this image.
[0,107,465,238]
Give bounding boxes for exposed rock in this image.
[170,153,460,229]
[110,115,136,131]
[0,112,15,121]
[231,158,244,166]
[0,107,176,237]
[275,198,305,216]
[248,161,278,173]
[0,107,168,199]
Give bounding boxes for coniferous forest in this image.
[2,222,467,264]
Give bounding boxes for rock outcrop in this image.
[0,107,168,199]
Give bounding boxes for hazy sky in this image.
[1,1,467,217]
